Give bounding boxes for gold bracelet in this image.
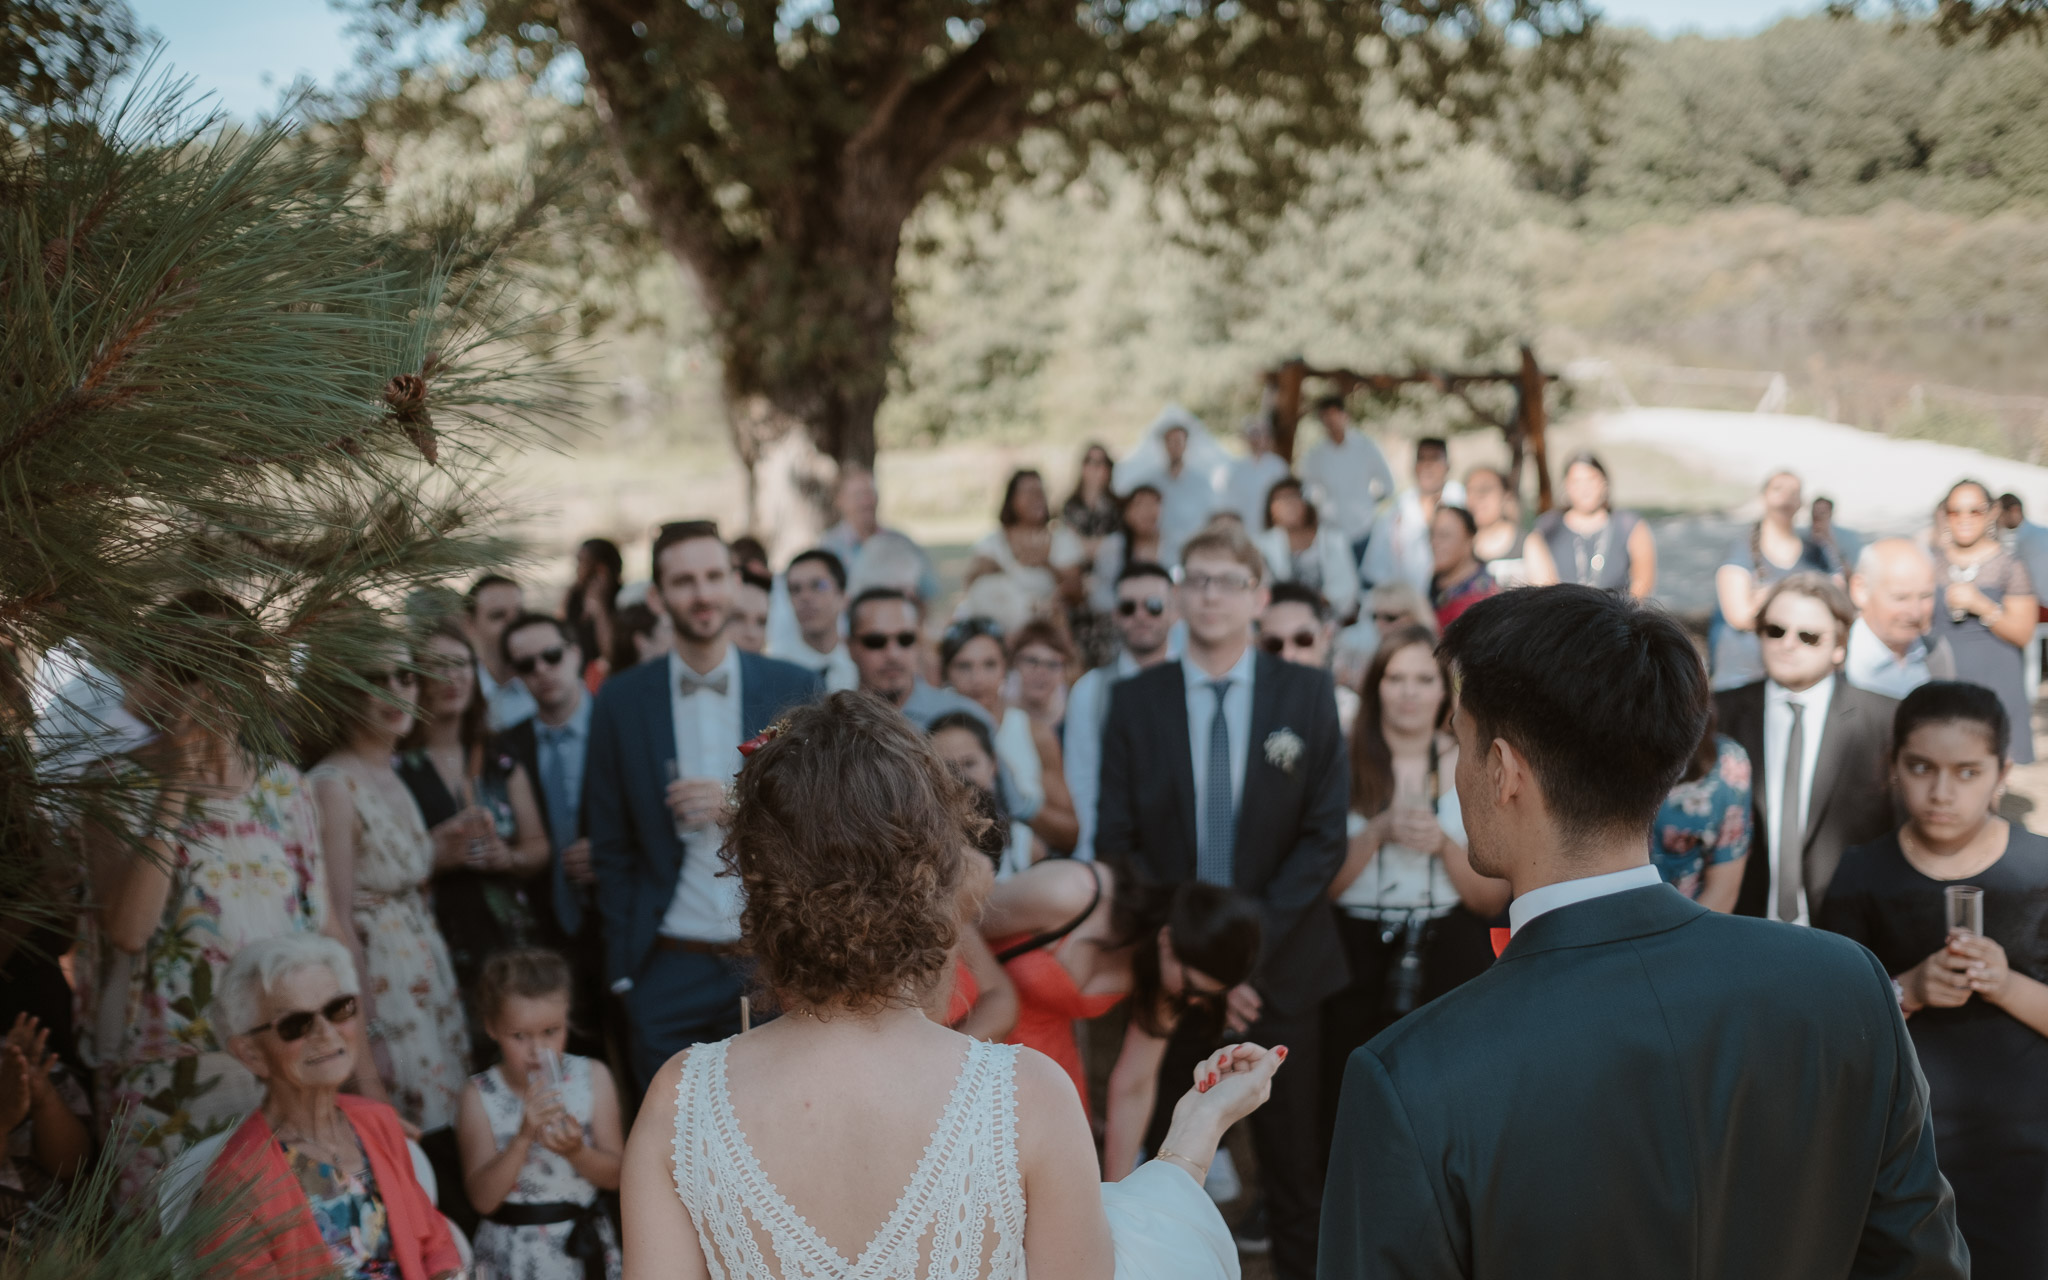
[1154,1147,1209,1180]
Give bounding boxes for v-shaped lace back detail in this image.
[671,1038,1027,1280]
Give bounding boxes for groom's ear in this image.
[1489,736,1528,808]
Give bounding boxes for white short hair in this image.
[213,933,358,1039]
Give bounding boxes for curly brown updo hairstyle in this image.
[721,691,980,1014]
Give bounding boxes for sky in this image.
[129,0,1829,121]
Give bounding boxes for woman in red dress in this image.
[980,859,1260,1178]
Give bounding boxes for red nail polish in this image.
[1276,1046,1288,1059]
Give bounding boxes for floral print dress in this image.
[310,766,468,1135]
[84,764,329,1204]
[1650,735,1754,899]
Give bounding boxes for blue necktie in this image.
[1199,680,1236,886]
[537,727,583,935]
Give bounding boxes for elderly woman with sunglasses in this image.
[206,934,463,1280]
[308,644,470,1188]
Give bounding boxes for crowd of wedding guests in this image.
[9,398,2048,1280]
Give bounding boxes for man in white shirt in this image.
[1300,396,1396,564]
[465,573,538,731]
[1097,524,1348,1279]
[584,521,823,1087]
[1324,583,1964,1280]
[1846,538,1956,699]
[1360,437,1466,595]
[1063,560,1181,861]
[769,548,858,691]
[1154,423,1222,565]
[1713,573,1897,925]
[1218,417,1292,531]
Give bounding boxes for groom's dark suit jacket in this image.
[1320,884,1966,1280]
[1096,650,1350,1017]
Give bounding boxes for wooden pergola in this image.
[1263,342,1559,513]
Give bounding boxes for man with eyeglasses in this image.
[1097,523,1348,1280]
[1259,584,1357,736]
[1715,573,1897,925]
[585,521,823,1089]
[1061,561,1182,861]
[770,548,858,691]
[465,573,538,731]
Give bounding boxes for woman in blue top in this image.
[1650,709,1752,914]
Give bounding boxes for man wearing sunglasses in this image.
[1715,573,1897,925]
[499,613,608,1057]
[585,521,823,1089]
[1062,561,1181,861]
[1259,584,1357,736]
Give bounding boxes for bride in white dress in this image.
[620,692,1282,1280]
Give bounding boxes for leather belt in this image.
[655,936,739,955]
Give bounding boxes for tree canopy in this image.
[350,0,1602,470]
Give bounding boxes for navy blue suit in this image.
[585,649,821,1085]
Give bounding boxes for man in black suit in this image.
[497,611,606,1058]
[1098,523,1349,1280]
[1320,584,1964,1280]
[1716,572,1897,923]
[586,521,822,1088]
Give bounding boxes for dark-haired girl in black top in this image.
[1820,680,2048,1280]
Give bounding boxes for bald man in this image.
[1844,538,1957,699]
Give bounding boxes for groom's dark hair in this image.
[1439,585,1707,845]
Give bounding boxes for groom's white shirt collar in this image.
[1508,863,1665,936]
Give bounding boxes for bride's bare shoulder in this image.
[1010,1044,1088,1131]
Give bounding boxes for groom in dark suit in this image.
[586,521,822,1089]
[1320,585,1965,1280]
[1099,523,1350,1280]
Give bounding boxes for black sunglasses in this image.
[1260,630,1321,654]
[249,993,359,1043]
[511,646,567,675]
[1116,597,1168,618]
[856,631,920,651]
[362,668,418,689]
[1760,622,1827,647]
[1370,611,1406,626]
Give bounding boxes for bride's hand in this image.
[1190,1043,1285,1123]
[1155,1043,1287,1183]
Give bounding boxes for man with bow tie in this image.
[586,520,823,1089]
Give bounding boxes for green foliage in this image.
[1,74,578,936]
[1,1135,264,1280]
[1513,15,2048,225]
[342,0,1603,463]
[0,0,135,119]
[884,103,1539,447]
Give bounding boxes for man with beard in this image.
[584,521,821,1088]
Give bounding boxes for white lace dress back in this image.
[670,1038,1027,1280]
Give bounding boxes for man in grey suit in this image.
[1320,584,1965,1280]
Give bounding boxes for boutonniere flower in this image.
[1264,728,1305,774]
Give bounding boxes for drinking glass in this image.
[1945,884,1984,938]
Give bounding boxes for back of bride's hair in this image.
[722,691,975,1013]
